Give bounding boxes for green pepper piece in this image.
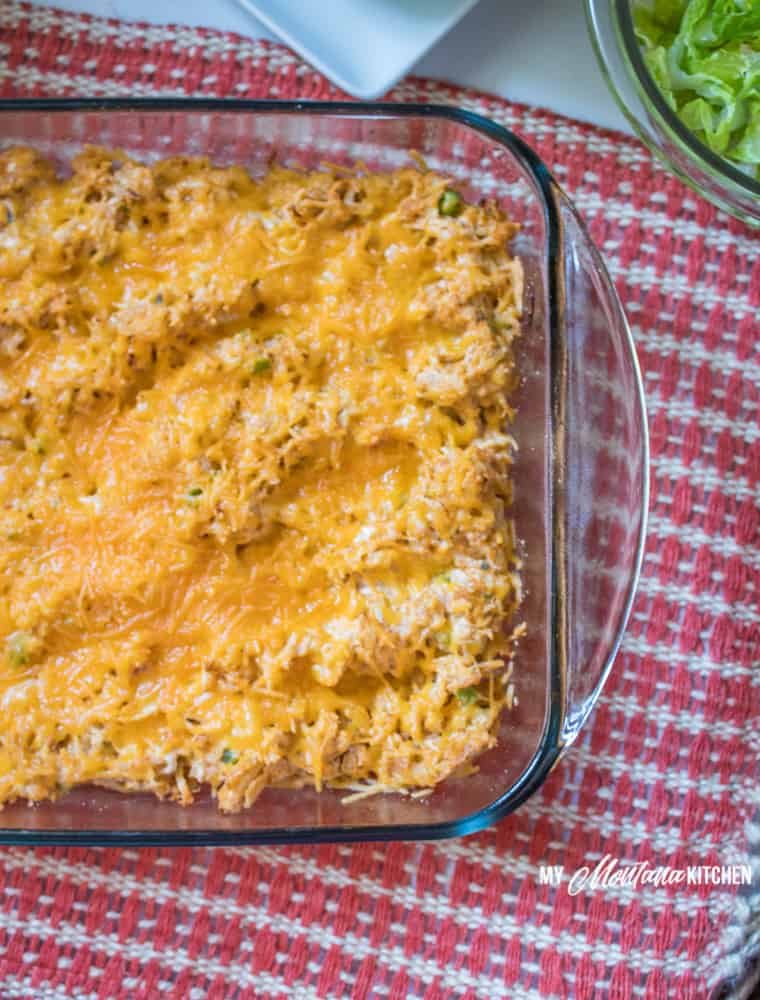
[457,686,479,705]
[438,189,464,217]
[7,632,31,667]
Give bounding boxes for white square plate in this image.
[234,0,480,98]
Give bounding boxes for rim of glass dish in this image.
[589,0,760,204]
[0,99,643,845]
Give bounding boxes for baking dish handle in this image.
[550,184,649,746]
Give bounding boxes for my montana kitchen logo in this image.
[538,854,753,894]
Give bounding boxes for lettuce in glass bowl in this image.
[586,0,760,225]
[634,0,760,180]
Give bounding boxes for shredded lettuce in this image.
[633,0,760,180]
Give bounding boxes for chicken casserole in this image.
[0,145,523,811]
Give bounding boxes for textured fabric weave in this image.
[0,2,758,997]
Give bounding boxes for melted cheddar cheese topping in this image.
[0,146,523,811]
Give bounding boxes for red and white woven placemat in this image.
[0,2,759,997]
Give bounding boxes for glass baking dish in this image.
[0,100,648,845]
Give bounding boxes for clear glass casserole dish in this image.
[0,100,648,845]
[585,0,760,227]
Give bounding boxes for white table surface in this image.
[29,0,631,134]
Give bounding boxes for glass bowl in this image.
[586,0,760,226]
[0,100,648,845]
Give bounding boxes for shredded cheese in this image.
[0,145,523,811]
